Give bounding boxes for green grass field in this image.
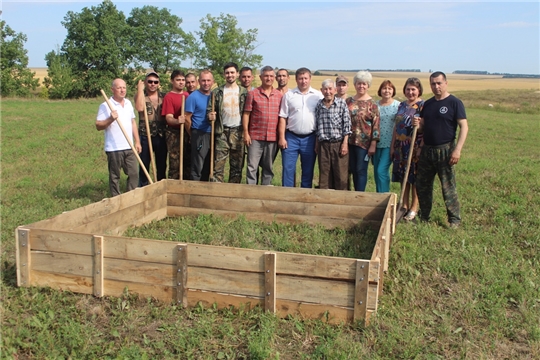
[1,89,539,359]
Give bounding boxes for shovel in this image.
[396,124,418,223]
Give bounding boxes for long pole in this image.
[209,91,215,182]
[397,125,418,215]
[179,95,185,180]
[143,103,157,182]
[100,89,153,185]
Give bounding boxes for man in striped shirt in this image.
[242,66,283,185]
[315,79,351,190]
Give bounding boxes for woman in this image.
[346,71,380,191]
[374,80,400,193]
[391,77,424,221]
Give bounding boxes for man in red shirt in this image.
[242,66,283,185]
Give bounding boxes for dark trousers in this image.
[139,135,167,187]
[190,128,211,181]
[106,149,138,197]
[416,143,461,224]
[317,141,348,190]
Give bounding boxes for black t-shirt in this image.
[420,94,467,146]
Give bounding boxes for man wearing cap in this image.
[134,71,167,186]
[278,67,323,188]
[161,69,189,180]
[336,75,349,100]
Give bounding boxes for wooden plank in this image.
[16,228,31,287]
[383,218,391,272]
[166,180,389,207]
[93,236,104,297]
[30,229,94,255]
[277,253,356,280]
[104,258,176,287]
[277,275,353,308]
[276,299,353,325]
[186,289,263,310]
[189,266,264,297]
[104,279,175,303]
[368,259,380,311]
[176,244,188,307]
[104,236,180,263]
[32,252,93,277]
[353,260,370,323]
[187,244,265,272]
[264,252,276,313]
[168,194,385,220]
[31,271,93,295]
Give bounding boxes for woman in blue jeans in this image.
[346,71,380,191]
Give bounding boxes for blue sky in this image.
[2,1,539,74]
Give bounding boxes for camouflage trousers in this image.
[416,142,461,224]
[213,126,245,183]
[166,127,191,180]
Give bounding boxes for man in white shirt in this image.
[278,67,323,188]
[96,78,141,196]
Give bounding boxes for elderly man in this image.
[278,67,323,188]
[185,69,215,181]
[207,62,247,183]
[336,75,349,100]
[134,71,167,186]
[315,79,351,190]
[96,78,141,196]
[240,67,255,91]
[413,71,468,228]
[276,68,290,94]
[161,70,189,180]
[243,66,283,185]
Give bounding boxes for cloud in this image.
[497,21,538,28]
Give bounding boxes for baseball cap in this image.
[336,75,348,84]
[145,70,159,78]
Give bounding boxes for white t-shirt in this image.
[97,97,136,152]
[279,87,323,135]
[221,86,241,127]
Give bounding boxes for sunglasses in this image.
[147,80,159,84]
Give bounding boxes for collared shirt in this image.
[97,97,135,152]
[279,86,323,135]
[346,97,380,150]
[315,97,351,142]
[244,86,283,141]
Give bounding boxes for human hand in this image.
[449,148,461,165]
[208,112,216,122]
[279,138,288,150]
[177,115,185,125]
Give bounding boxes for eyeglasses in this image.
[147,80,159,85]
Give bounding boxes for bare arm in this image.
[131,118,142,153]
[450,119,468,165]
[95,111,117,131]
[278,117,288,149]
[134,80,146,112]
[242,110,252,146]
[185,112,193,136]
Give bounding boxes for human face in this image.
[240,70,253,89]
[185,75,197,93]
[198,72,214,94]
[260,70,275,88]
[380,85,394,101]
[295,72,311,92]
[430,75,448,99]
[171,75,185,92]
[336,81,348,97]
[111,79,126,100]
[145,76,160,93]
[276,70,289,87]
[354,81,369,96]
[404,84,420,103]
[224,67,238,85]
[321,84,336,101]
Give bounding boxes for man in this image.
[240,67,254,91]
[207,62,247,183]
[278,67,323,188]
[413,71,469,228]
[336,75,349,100]
[96,78,141,196]
[134,71,167,186]
[315,79,351,190]
[243,66,283,185]
[276,68,290,94]
[185,73,198,94]
[185,69,215,181]
[161,70,189,180]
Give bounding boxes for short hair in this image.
[170,69,185,80]
[295,67,311,78]
[185,73,197,80]
[353,71,372,87]
[240,67,252,75]
[199,69,213,78]
[321,79,335,89]
[260,65,275,75]
[403,77,423,96]
[277,68,289,76]
[430,71,447,81]
[378,80,396,97]
[223,62,238,72]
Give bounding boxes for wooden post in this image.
[264,252,277,313]
[176,244,188,307]
[353,259,370,323]
[143,105,158,183]
[16,228,31,287]
[180,95,185,180]
[209,92,215,182]
[93,235,104,297]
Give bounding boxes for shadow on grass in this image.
[334,222,379,260]
[2,260,18,288]
[52,181,109,204]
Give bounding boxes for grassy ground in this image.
[1,90,539,358]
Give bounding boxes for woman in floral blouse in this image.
[346,71,380,191]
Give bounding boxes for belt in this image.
[287,129,315,138]
[224,125,241,129]
[320,138,343,143]
[423,142,453,149]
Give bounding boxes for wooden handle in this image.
[209,92,215,181]
[143,103,158,183]
[398,125,418,207]
[180,95,185,180]
[100,89,153,185]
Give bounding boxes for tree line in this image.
[1,0,263,99]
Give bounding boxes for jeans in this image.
[281,131,316,188]
[349,145,369,191]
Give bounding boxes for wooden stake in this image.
[100,89,153,185]
[209,91,215,182]
[143,102,158,183]
[180,95,185,180]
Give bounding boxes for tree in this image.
[0,20,39,97]
[193,13,263,84]
[127,6,195,74]
[60,0,131,97]
[43,47,74,99]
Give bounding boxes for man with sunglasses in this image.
[134,71,167,186]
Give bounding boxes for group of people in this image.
[96,67,468,228]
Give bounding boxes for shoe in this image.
[404,210,417,221]
[448,222,460,229]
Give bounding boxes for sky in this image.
[2,1,539,75]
